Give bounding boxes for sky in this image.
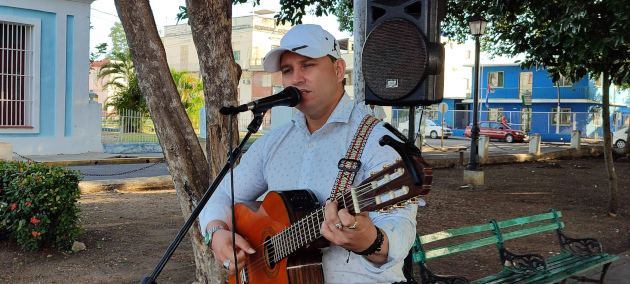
[89,0,352,55]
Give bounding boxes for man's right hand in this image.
[210,226,256,275]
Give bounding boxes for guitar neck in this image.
[271,206,325,261]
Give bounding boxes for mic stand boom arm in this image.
[140,111,267,284]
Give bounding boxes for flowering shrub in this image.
[0,160,83,251]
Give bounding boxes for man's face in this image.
[279,52,344,120]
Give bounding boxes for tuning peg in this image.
[370,171,379,177]
[379,208,392,213]
[407,197,419,204]
[394,202,406,208]
[402,185,409,194]
[395,158,402,163]
[382,164,391,170]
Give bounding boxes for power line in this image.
[91,8,119,18]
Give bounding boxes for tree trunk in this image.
[353,0,366,104]
[601,73,619,215]
[186,0,241,283]
[114,0,217,283]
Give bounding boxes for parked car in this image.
[464,121,528,143]
[398,118,452,138]
[612,127,627,148]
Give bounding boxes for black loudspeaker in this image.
[362,0,445,106]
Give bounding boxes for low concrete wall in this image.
[103,143,162,154]
[0,142,12,160]
[79,175,173,193]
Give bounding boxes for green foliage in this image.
[442,0,630,86]
[333,0,353,34]
[106,22,129,59]
[171,70,205,129]
[90,43,108,63]
[98,51,148,116]
[0,161,83,251]
[176,0,348,28]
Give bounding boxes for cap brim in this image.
[262,47,291,73]
[263,45,332,73]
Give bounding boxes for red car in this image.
[464,121,529,143]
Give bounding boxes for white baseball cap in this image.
[263,24,341,73]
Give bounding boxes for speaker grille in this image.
[363,19,428,101]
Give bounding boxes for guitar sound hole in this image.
[264,236,276,269]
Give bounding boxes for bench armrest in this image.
[500,247,547,273]
[557,229,603,255]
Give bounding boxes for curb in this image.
[79,175,173,193]
[425,146,603,169]
[46,157,164,167]
[76,146,604,194]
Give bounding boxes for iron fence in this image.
[101,109,159,143]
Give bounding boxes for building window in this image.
[551,108,571,126]
[262,74,271,87]
[488,108,503,122]
[180,45,188,70]
[557,75,572,86]
[518,72,533,99]
[488,71,504,88]
[593,108,602,126]
[1,21,36,129]
[233,50,240,61]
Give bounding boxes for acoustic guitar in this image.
[229,155,432,284]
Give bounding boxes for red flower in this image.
[30,216,40,224]
[11,203,16,210]
[25,202,31,206]
[32,231,41,237]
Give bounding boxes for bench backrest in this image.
[413,209,565,264]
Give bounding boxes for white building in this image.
[0,0,102,155]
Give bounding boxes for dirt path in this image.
[1,156,628,283]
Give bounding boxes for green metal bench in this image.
[412,209,619,284]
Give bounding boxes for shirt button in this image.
[308,144,313,148]
[302,174,307,178]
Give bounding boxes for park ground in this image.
[1,156,629,283]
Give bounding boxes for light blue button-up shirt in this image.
[199,93,418,283]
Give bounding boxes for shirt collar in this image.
[292,92,354,131]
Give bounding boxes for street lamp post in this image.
[466,15,488,172]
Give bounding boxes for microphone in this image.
[219,86,301,115]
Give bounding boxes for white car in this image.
[398,119,452,138]
[613,127,627,148]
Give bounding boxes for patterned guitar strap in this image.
[330,115,381,200]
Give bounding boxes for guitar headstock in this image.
[352,155,432,213]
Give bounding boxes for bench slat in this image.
[500,222,564,242]
[494,211,562,229]
[424,235,499,260]
[419,223,495,244]
[472,253,619,284]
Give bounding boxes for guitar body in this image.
[229,190,327,284]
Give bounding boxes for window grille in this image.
[1,21,33,128]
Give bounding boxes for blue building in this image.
[442,62,630,141]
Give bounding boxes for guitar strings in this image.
[240,181,383,275]
[240,163,411,275]
[241,180,387,274]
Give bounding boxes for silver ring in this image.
[223,259,231,269]
[335,223,343,230]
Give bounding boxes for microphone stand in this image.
[140,111,267,284]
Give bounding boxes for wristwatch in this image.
[204,225,225,245]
